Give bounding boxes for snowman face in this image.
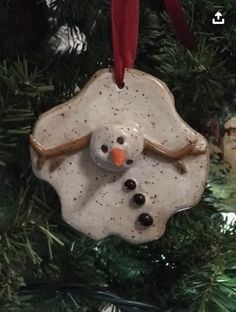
[89,123,144,172]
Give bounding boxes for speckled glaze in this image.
[30,68,209,244]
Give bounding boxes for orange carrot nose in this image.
[111,148,126,167]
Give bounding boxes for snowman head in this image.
[89,123,144,172]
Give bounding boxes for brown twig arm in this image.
[144,137,206,174]
[30,133,91,159]
[144,138,205,160]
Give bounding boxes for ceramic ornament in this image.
[30,69,209,244]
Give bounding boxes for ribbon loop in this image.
[111,0,140,88]
[164,0,196,49]
[111,0,196,88]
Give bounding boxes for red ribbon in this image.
[111,0,195,88]
[164,0,196,49]
[111,0,140,88]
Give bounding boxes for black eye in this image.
[101,145,108,153]
[117,137,124,144]
[126,159,133,165]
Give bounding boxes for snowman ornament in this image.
[30,69,209,244]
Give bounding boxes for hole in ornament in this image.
[118,82,125,89]
[126,159,133,165]
[117,137,124,144]
[101,145,108,153]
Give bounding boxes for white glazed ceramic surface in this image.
[30,69,209,243]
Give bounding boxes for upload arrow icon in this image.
[212,11,225,24]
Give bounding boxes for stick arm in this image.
[144,138,205,160]
[30,133,91,159]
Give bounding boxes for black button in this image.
[133,193,146,205]
[138,213,153,227]
[124,179,136,190]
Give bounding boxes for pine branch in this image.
[21,283,160,312]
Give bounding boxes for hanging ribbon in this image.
[164,0,196,49]
[111,0,196,88]
[111,0,140,88]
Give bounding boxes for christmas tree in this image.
[0,0,235,311]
